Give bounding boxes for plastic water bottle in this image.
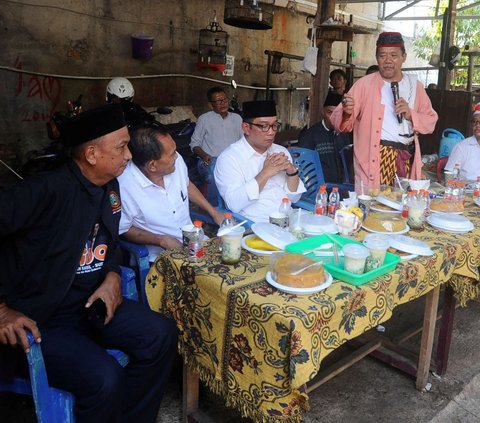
[420,189,431,217]
[278,198,292,228]
[327,186,340,218]
[473,176,480,199]
[188,220,204,262]
[315,185,328,216]
[452,163,461,180]
[219,213,234,251]
[402,191,415,219]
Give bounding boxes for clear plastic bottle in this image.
[420,189,431,217]
[474,176,480,199]
[278,197,291,228]
[402,191,416,219]
[188,220,205,262]
[327,186,340,218]
[451,182,460,201]
[219,213,234,251]
[315,185,328,216]
[444,180,455,201]
[452,163,461,180]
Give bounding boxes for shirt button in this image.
[376,130,379,133]
[372,159,375,162]
[374,144,377,147]
[378,117,382,120]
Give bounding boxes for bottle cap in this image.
[332,186,339,191]
[282,197,289,203]
[193,220,203,227]
[224,212,232,218]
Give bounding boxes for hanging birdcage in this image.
[224,0,275,30]
[198,12,229,72]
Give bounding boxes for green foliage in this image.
[411,4,480,87]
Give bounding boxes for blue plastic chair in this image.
[119,239,150,305]
[0,266,135,423]
[288,147,354,211]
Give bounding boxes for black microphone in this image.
[391,82,403,124]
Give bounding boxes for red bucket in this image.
[131,34,154,60]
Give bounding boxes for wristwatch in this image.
[286,168,299,177]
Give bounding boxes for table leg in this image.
[435,285,456,376]
[416,285,440,390]
[182,365,199,423]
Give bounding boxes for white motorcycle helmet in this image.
[106,77,135,102]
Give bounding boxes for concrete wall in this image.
[0,0,389,178]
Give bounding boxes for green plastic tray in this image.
[285,234,401,286]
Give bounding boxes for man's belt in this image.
[380,139,415,153]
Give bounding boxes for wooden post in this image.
[309,0,336,126]
[438,0,457,90]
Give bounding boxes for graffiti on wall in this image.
[14,57,62,122]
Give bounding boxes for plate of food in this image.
[375,195,403,212]
[430,198,464,214]
[362,212,409,235]
[242,234,280,256]
[266,253,333,294]
[370,201,401,214]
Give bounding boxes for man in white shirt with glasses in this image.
[190,86,243,206]
[214,100,305,222]
[445,103,480,181]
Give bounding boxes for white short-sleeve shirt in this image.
[118,156,192,261]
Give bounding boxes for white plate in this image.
[399,253,418,261]
[430,209,463,215]
[362,224,410,235]
[370,202,401,214]
[265,271,333,295]
[474,197,480,207]
[389,235,434,256]
[241,234,278,256]
[427,213,473,230]
[300,214,337,234]
[251,222,298,250]
[376,195,403,211]
[426,217,474,233]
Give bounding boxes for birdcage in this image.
[224,0,275,30]
[198,14,228,72]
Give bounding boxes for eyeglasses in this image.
[210,97,229,105]
[249,122,281,132]
[471,120,480,126]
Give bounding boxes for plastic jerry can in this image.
[438,128,464,158]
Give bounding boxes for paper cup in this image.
[181,224,196,247]
[358,195,372,216]
[444,171,454,186]
[269,212,289,228]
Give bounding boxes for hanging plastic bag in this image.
[301,27,318,75]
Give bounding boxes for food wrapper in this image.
[334,208,362,236]
[245,236,280,251]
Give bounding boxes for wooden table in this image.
[146,205,480,422]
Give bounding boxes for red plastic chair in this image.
[436,157,449,183]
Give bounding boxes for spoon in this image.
[302,243,333,255]
[291,261,323,276]
[217,220,248,237]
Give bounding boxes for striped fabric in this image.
[380,145,411,185]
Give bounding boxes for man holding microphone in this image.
[331,32,438,188]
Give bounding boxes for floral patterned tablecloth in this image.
[146,204,480,422]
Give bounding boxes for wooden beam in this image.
[309,0,336,126]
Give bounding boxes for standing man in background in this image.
[298,92,351,184]
[331,32,438,188]
[190,86,243,205]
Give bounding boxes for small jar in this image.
[363,234,390,271]
[342,243,370,274]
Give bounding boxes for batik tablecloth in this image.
[146,204,480,422]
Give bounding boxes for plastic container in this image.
[221,226,245,264]
[315,185,328,216]
[131,34,154,60]
[438,128,464,158]
[219,212,235,251]
[285,234,401,286]
[327,187,340,218]
[363,234,390,270]
[342,243,370,274]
